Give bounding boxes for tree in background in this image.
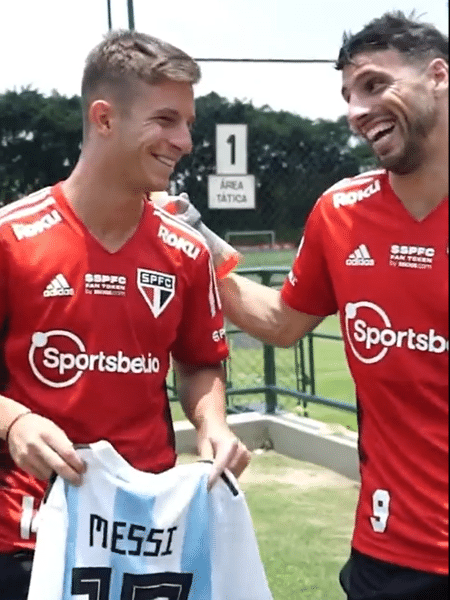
[174,93,362,241]
[0,89,369,240]
[0,88,81,205]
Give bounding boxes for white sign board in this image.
[216,124,247,175]
[208,175,255,209]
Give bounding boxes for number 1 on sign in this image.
[216,124,247,174]
[227,134,236,165]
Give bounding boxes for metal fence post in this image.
[260,270,277,414]
[297,337,309,416]
[263,344,277,413]
[307,333,316,396]
[127,0,135,30]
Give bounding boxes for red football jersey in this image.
[0,183,228,553]
[282,170,448,574]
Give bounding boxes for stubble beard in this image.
[375,105,439,176]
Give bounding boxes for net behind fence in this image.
[169,61,373,247]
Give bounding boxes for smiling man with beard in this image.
[172,11,448,600]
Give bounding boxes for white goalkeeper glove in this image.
[151,192,242,279]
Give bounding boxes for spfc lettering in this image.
[137,269,176,318]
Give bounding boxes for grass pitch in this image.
[175,249,359,596]
[178,451,358,600]
[170,247,358,431]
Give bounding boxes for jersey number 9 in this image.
[370,489,391,533]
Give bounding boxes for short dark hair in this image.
[81,30,201,133]
[336,11,449,70]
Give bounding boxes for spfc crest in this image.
[137,269,176,318]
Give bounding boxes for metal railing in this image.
[168,266,356,416]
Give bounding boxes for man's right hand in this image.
[151,192,242,279]
[7,413,86,485]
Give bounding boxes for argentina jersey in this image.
[27,441,273,600]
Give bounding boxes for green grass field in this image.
[225,314,357,429]
[178,451,358,599]
[173,249,359,597]
[244,454,357,599]
[240,248,297,269]
[170,247,358,431]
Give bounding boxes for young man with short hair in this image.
[0,30,250,598]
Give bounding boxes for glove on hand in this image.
[151,192,242,279]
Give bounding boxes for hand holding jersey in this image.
[4,406,85,486]
[196,422,250,490]
[151,191,242,279]
[172,361,251,490]
[28,442,273,600]
[4,401,248,492]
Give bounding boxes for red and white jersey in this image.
[282,170,448,574]
[0,183,228,553]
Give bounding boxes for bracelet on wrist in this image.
[5,411,32,446]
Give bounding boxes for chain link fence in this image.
[0,59,363,419]
[171,59,372,246]
[167,60,364,419]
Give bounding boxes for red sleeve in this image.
[171,255,229,366]
[0,237,9,392]
[281,199,338,316]
[0,237,8,328]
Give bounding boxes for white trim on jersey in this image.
[326,169,384,193]
[0,187,52,218]
[0,196,56,227]
[207,257,222,317]
[28,441,273,600]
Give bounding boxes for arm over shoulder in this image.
[218,273,323,347]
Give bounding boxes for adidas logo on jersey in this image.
[346,245,375,266]
[44,274,74,297]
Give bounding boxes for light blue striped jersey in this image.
[27,441,273,600]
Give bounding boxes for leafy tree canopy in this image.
[0,88,371,239]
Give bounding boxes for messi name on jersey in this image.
[89,512,179,558]
[28,441,273,600]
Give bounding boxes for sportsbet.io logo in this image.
[345,301,448,364]
[29,331,161,388]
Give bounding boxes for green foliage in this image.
[0,88,82,204]
[0,88,365,239]
[175,93,362,239]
